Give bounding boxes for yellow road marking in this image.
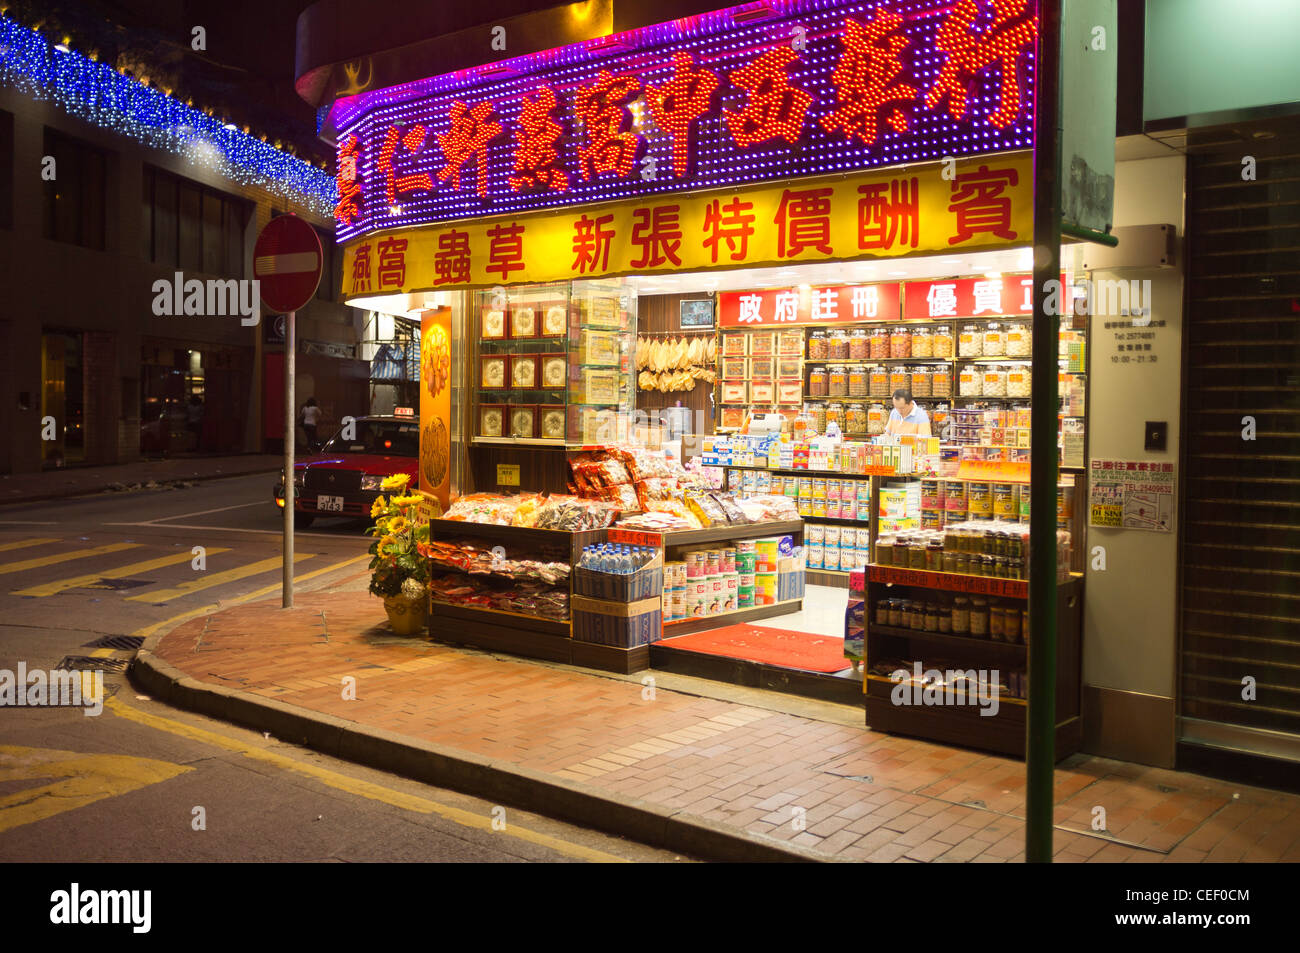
[0,542,141,576]
[126,553,316,602]
[0,537,59,554]
[0,744,191,835]
[129,554,372,641]
[106,697,628,863]
[13,547,233,597]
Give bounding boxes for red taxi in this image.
[273,414,419,527]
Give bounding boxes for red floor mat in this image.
[659,623,850,673]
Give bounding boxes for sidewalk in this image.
[0,454,283,505]
[134,580,1300,863]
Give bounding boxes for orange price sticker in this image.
[608,529,662,548]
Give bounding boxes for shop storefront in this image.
[335,0,1097,758]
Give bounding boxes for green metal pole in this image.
[1026,0,1063,864]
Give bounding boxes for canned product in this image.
[738,584,755,608]
[944,480,968,510]
[968,482,993,517]
[993,483,1016,520]
[687,552,705,578]
[724,575,739,611]
[722,548,736,574]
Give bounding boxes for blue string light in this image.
[0,12,337,217]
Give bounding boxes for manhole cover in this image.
[82,635,145,651]
[55,656,130,673]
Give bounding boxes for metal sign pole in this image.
[283,309,295,609]
[1027,0,1063,863]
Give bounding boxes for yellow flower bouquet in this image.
[365,474,437,601]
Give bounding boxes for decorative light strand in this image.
[0,12,337,216]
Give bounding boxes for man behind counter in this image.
[886,388,932,436]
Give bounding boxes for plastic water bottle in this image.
[618,546,632,574]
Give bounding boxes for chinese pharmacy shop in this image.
[333,0,1102,758]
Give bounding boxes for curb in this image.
[130,629,834,863]
[0,463,281,507]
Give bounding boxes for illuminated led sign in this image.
[333,0,1039,241]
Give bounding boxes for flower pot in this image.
[382,595,428,636]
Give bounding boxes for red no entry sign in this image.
[254,214,324,314]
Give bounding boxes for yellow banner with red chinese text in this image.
[340,153,1031,298]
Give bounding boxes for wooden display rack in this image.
[863,568,1085,759]
[425,520,655,674]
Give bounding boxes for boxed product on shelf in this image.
[571,595,663,647]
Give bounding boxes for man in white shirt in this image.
[301,397,321,450]
[886,388,931,436]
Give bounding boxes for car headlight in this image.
[360,474,383,490]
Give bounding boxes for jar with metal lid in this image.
[995,556,1009,579]
[845,402,867,435]
[931,367,951,397]
[908,540,926,569]
[869,365,890,397]
[874,600,890,625]
[827,329,850,361]
[827,365,848,397]
[989,605,1006,641]
[932,326,954,358]
[982,367,1008,397]
[938,603,952,633]
[1002,606,1021,643]
[848,364,869,397]
[951,597,971,634]
[942,550,958,573]
[875,535,894,565]
[982,322,1005,356]
[825,401,844,429]
[910,367,932,398]
[925,540,943,571]
[911,327,934,358]
[981,553,997,577]
[1004,321,1030,356]
[1006,364,1031,398]
[869,327,889,359]
[849,328,870,360]
[887,599,904,627]
[958,367,983,396]
[808,330,829,360]
[867,403,888,435]
[807,365,829,397]
[805,401,827,433]
[924,605,940,632]
[954,551,970,574]
[970,598,990,637]
[889,367,910,395]
[889,327,911,358]
[959,323,984,357]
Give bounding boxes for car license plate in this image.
[317,495,345,512]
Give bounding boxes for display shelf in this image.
[430,600,571,637]
[868,563,1030,598]
[657,519,804,548]
[867,623,1028,657]
[718,463,904,479]
[810,357,951,365]
[863,673,1028,707]
[662,597,802,634]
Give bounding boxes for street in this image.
[0,475,685,863]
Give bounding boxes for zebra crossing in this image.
[1,536,348,605]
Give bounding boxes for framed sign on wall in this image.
[679,299,714,329]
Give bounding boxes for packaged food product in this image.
[982,368,1008,397]
[889,328,911,358]
[911,327,933,358]
[910,367,932,398]
[848,364,868,397]
[932,326,954,357]
[867,403,887,435]
[807,331,828,360]
[848,329,869,360]
[931,368,951,396]
[1006,364,1031,397]
[686,491,727,527]
[869,366,890,397]
[828,364,848,397]
[1004,322,1030,356]
[869,328,889,359]
[959,324,983,357]
[711,492,750,525]
[958,368,982,396]
[982,323,1005,357]
[827,329,850,360]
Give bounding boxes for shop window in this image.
[42,129,107,250]
[142,165,250,276]
[0,110,12,230]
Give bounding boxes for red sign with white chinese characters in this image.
[902,274,1070,321]
[719,283,902,327]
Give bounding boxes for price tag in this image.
[608,528,663,548]
[496,464,521,487]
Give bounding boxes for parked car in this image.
[273,415,419,528]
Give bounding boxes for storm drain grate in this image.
[81,635,145,651]
[56,655,130,673]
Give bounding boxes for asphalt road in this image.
[0,475,686,863]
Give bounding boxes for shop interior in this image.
[349,242,1091,755]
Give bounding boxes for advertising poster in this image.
[1088,459,1175,532]
[419,307,452,511]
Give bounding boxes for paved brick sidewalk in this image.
[0,453,283,505]
[146,589,1300,862]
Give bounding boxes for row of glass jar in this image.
[809,365,952,398]
[875,596,1028,642]
[958,322,1031,358]
[877,536,1029,579]
[957,365,1031,398]
[808,327,957,362]
[801,402,888,435]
